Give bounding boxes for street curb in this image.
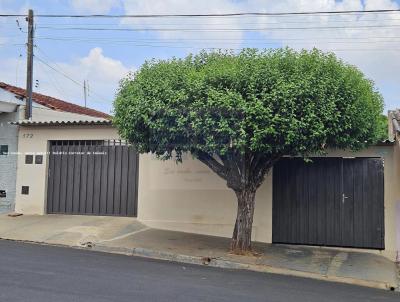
[1,238,398,292]
[91,244,398,292]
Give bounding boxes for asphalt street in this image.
[0,240,398,302]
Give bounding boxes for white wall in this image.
[0,112,19,212]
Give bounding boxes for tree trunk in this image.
[231,189,256,254]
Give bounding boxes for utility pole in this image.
[83,80,88,107]
[25,9,34,120]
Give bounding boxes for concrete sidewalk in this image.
[0,214,398,291]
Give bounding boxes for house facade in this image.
[5,82,399,261]
[0,82,109,213]
[12,106,400,262]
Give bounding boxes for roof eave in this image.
[10,120,113,127]
[374,139,395,146]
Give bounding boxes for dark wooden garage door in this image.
[272,157,384,249]
[47,140,138,217]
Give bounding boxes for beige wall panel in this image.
[137,153,273,242]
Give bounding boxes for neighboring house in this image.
[0,82,109,213]
[389,109,400,261]
[0,87,24,212]
[9,84,400,262]
[389,109,400,143]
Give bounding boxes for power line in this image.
[3,9,400,20]
[0,14,26,17]
[32,18,400,27]
[38,41,239,50]
[32,37,400,48]
[33,9,400,18]
[35,24,400,32]
[33,35,400,43]
[34,54,110,104]
[35,55,71,99]
[35,46,77,81]
[32,43,400,52]
[0,43,26,46]
[32,35,400,41]
[30,33,400,51]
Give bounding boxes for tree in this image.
[114,48,384,254]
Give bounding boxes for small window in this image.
[35,155,43,164]
[21,186,29,195]
[0,190,6,198]
[0,145,8,155]
[25,155,33,164]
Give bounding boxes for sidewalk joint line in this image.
[97,227,150,243]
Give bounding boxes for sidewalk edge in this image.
[1,237,397,291]
[91,243,398,291]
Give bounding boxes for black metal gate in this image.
[47,140,138,217]
[272,157,384,249]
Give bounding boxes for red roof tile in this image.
[0,82,111,119]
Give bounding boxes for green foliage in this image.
[114,48,384,161]
[376,115,389,142]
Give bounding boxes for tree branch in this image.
[221,151,244,191]
[252,153,282,188]
[195,150,228,181]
